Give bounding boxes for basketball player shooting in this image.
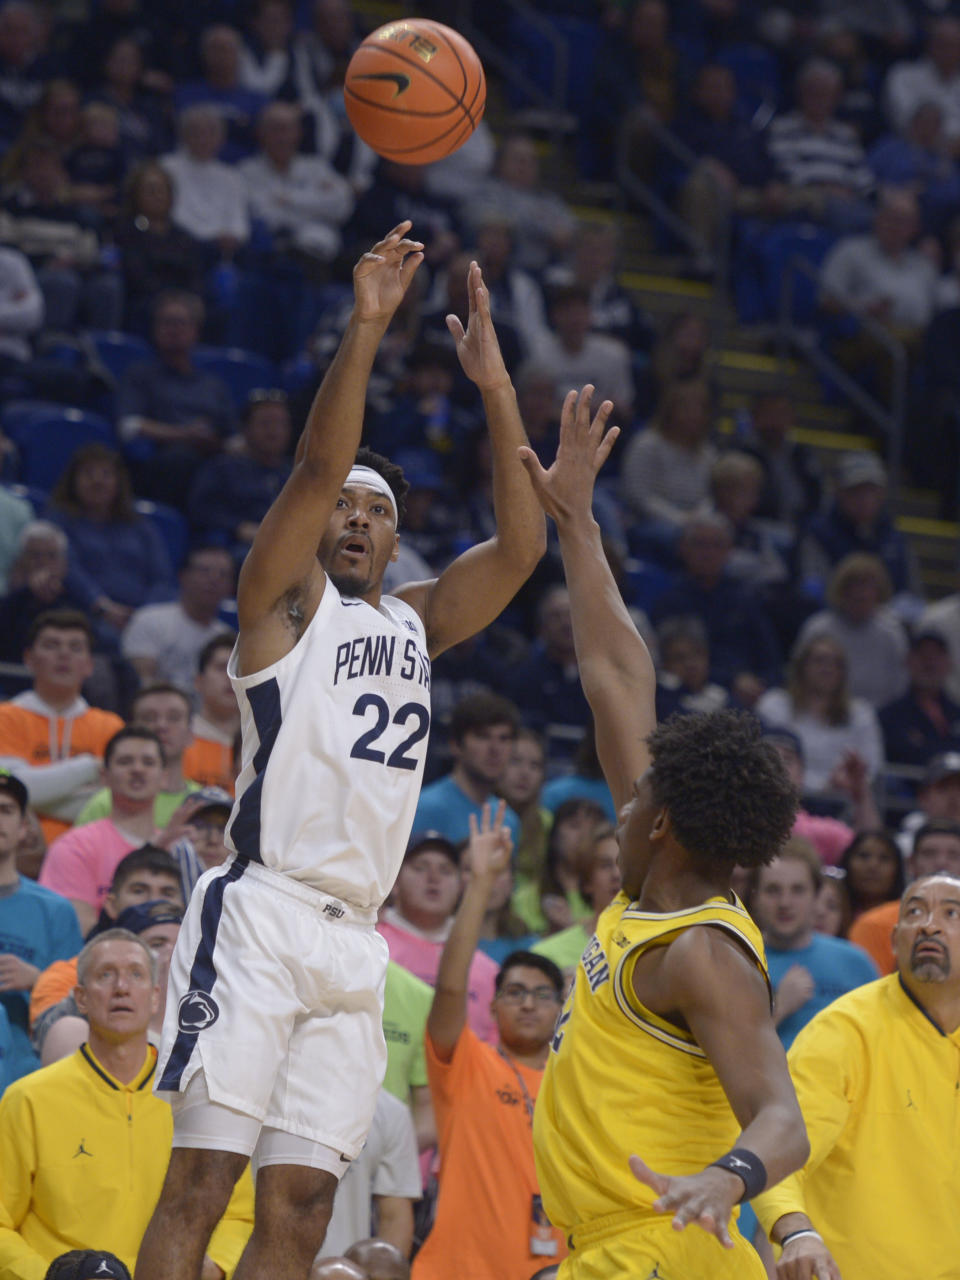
[135,222,546,1280]
[521,388,808,1279]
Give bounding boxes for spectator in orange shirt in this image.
[181,633,238,794]
[849,819,960,973]
[412,805,567,1280]
[0,611,123,843]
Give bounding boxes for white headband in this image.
[344,465,398,527]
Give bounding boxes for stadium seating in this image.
[0,402,115,491]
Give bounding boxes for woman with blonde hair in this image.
[795,552,908,706]
[756,631,884,794]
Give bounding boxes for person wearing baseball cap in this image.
[0,769,83,1084]
[798,449,921,603]
[896,749,960,855]
[45,1250,131,1280]
[166,786,233,902]
[879,627,960,769]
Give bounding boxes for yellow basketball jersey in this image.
[533,890,770,1235]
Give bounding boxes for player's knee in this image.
[162,1148,247,1223]
[254,1167,337,1237]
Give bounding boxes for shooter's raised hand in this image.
[518,384,619,525]
[353,221,425,326]
[446,260,511,392]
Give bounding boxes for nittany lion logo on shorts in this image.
[177,990,220,1032]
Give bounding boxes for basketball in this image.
[344,18,486,166]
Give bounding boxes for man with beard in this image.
[136,221,546,1280]
[753,874,960,1279]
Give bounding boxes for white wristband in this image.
[780,1228,823,1248]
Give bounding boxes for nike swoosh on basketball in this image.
[353,72,411,97]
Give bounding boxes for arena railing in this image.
[449,0,576,147]
[614,104,733,348]
[776,255,907,506]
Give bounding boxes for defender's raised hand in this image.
[353,221,425,326]
[518,384,619,525]
[446,260,511,392]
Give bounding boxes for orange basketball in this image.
[344,18,486,166]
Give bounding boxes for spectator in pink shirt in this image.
[379,831,499,1045]
[762,727,881,865]
[38,727,168,934]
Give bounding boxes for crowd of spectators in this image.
[1,0,960,1276]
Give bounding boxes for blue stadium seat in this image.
[88,330,152,382]
[716,44,782,119]
[759,222,840,325]
[134,499,189,570]
[192,346,280,409]
[0,403,116,491]
[733,220,839,325]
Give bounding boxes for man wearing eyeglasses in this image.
[412,804,567,1280]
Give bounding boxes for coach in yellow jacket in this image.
[0,929,253,1280]
[753,873,960,1280]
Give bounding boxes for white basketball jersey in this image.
[225,580,431,909]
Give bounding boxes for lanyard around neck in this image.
[497,1045,536,1127]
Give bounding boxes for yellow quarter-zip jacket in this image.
[0,1044,253,1280]
[753,974,960,1280]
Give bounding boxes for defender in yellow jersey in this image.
[519,388,808,1278]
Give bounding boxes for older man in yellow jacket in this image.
[753,873,960,1280]
[0,929,253,1280]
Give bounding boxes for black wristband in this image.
[709,1147,767,1200]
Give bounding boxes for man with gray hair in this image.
[0,522,90,662]
[0,928,253,1276]
[650,511,782,702]
[240,101,353,264]
[160,104,249,253]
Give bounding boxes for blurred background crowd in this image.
[2,0,960,1277]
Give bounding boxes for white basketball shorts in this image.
[155,856,388,1160]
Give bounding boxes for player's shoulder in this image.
[806,970,892,1032]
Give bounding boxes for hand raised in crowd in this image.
[773,964,815,1024]
[446,260,511,393]
[628,1153,744,1249]
[519,384,619,524]
[0,952,40,992]
[465,799,513,884]
[776,1231,843,1280]
[828,749,869,802]
[353,220,425,327]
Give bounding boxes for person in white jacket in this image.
[239,100,353,263]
